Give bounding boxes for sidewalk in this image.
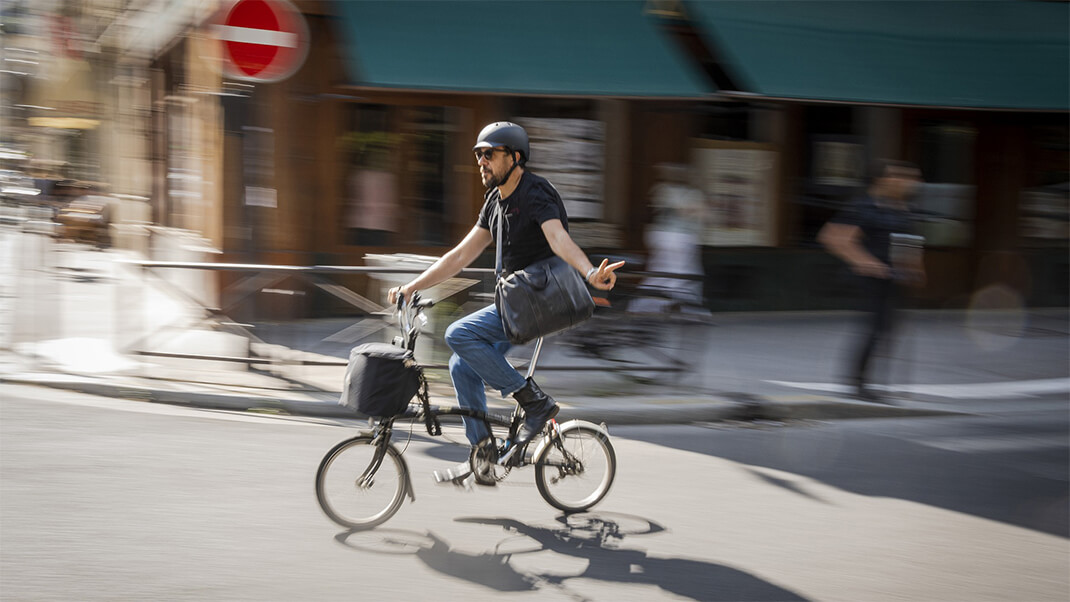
[2,231,1067,424]
[0,348,964,424]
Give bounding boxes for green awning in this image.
[686,0,1069,110]
[336,1,711,98]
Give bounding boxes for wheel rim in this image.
[538,428,614,510]
[318,439,405,528]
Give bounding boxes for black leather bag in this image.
[494,204,594,345]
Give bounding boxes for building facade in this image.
[13,0,1065,316]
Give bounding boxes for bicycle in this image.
[558,272,713,385]
[315,292,617,530]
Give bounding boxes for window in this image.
[1020,122,1069,246]
[338,104,460,247]
[339,104,397,247]
[401,106,450,246]
[915,122,976,247]
[791,105,859,247]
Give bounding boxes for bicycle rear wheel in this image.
[534,423,616,513]
[316,435,407,530]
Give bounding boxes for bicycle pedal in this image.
[433,471,473,490]
[433,462,473,487]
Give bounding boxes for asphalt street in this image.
[2,383,1066,602]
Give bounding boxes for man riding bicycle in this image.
[388,121,623,482]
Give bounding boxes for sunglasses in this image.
[474,147,507,162]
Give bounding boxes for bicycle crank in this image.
[471,437,511,484]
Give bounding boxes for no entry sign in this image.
[213,0,309,82]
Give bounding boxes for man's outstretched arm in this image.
[541,219,624,290]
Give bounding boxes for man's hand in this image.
[852,259,891,279]
[586,258,625,290]
[388,285,414,305]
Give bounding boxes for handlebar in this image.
[395,291,434,352]
[395,290,435,312]
[393,292,441,435]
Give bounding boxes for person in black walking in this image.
[819,159,925,402]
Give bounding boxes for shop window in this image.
[339,104,397,247]
[792,105,861,247]
[1020,122,1068,247]
[916,122,976,247]
[401,106,451,246]
[338,104,459,247]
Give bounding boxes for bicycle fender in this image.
[396,449,416,503]
[531,419,611,460]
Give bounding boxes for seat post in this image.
[525,337,545,380]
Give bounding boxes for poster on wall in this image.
[811,136,866,187]
[515,117,604,220]
[691,140,778,246]
[1020,183,1070,242]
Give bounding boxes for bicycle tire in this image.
[534,422,616,513]
[316,435,407,530]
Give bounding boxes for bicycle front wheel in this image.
[534,423,616,513]
[316,435,407,530]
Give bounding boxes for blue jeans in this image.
[444,304,528,445]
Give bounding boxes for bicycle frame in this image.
[397,293,545,376]
[394,293,547,449]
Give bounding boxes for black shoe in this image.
[470,438,499,487]
[512,378,560,445]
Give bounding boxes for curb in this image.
[1,375,357,419]
[2,374,967,424]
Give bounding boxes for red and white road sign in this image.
[213,0,309,82]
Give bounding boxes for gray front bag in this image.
[340,342,421,417]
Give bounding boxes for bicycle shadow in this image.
[334,512,807,601]
[334,528,535,592]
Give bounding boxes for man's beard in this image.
[482,170,503,189]
[483,158,517,190]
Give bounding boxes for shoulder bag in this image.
[494,202,594,345]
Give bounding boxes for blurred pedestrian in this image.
[818,159,925,402]
[388,122,622,483]
[345,139,397,246]
[630,163,708,314]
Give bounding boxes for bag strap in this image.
[494,199,503,281]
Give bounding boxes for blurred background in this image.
[0,0,1066,331]
[1,5,1068,599]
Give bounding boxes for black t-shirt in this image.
[477,171,568,273]
[829,195,915,264]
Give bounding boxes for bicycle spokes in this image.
[534,423,616,513]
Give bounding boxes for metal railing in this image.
[126,260,710,386]
[2,224,710,391]
[126,260,496,370]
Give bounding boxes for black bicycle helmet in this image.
[473,121,530,166]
